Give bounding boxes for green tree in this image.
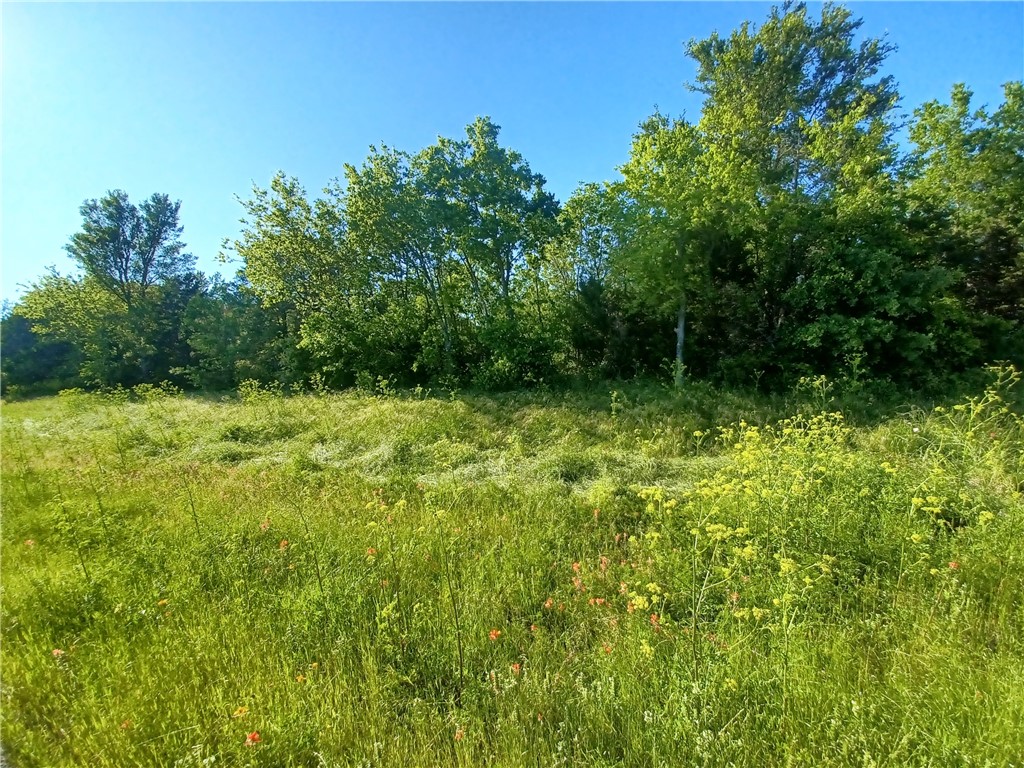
[0,303,81,396]
[907,81,1024,360]
[66,190,194,309]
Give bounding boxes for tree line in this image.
[3,3,1021,397]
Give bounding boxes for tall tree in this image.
[907,82,1024,337]
[66,191,194,308]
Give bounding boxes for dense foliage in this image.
[3,2,1021,396]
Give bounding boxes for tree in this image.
[907,82,1024,345]
[17,272,149,387]
[618,113,720,386]
[0,304,81,396]
[66,190,194,308]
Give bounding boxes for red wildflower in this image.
[949,561,960,570]
[602,643,613,654]
[488,629,501,641]
[245,731,261,746]
[52,648,65,658]
[278,539,289,550]
[543,597,554,609]
[259,518,271,531]
[367,547,377,556]
[572,562,581,573]
[454,727,465,742]
[511,662,521,675]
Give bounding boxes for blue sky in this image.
[3,2,1022,303]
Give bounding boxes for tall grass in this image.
[1,371,1022,766]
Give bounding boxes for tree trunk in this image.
[674,293,686,388]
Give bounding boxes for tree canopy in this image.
[4,2,1021,398]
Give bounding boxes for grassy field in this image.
[2,372,1023,767]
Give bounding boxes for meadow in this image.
[2,371,1023,767]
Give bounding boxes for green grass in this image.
[2,372,1023,767]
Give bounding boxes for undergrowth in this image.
[1,369,1022,766]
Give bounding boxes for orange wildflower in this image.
[488,629,501,641]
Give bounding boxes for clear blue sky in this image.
[3,2,1022,303]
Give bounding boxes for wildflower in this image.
[296,674,307,683]
[723,678,739,692]
[488,629,501,641]
[543,597,554,609]
[530,624,538,633]
[309,662,319,670]
[157,599,169,607]
[593,508,600,520]
[454,728,465,742]
[279,539,289,550]
[244,731,261,746]
[912,427,920,433]
[52,649,65,658]
[650,613,661,631]
[511,663,521,675]
[366,547,377,557]
[120,719,133,730]
[602,643,612,655]
[779,558,799,576]
[600,556,609,572]
[729,591,740,604]
[949,561,960,570]
[24,539,35,548]
[259,518,271,531]
[231,706,250,718]
[572,562,581,573]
